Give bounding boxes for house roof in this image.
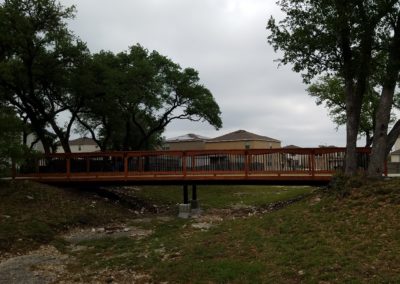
[69,137,98,146]
[283,144,301,149]
[208,130,280,143]
[166,133,210,143]
[391,149,400,155]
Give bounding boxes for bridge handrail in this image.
[13,147,373,180]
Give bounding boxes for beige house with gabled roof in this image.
[204,130,281,150]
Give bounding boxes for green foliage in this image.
[268,0,400,175]
[0,106,27,175]
[267,1,399,83]
[80,45,222,150]
[308,75,393,145]
[0,0,90,153]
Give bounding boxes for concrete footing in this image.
[178,203,191,219]
[191,200,202,216]
[178,201,202,218]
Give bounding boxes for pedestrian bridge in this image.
[13,147,371,185]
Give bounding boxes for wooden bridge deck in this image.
[13,147,371,185]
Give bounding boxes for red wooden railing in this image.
[14,147,372,183]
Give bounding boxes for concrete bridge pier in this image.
[178,184,200,218]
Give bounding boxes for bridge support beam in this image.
[183,184,189,204]
[191,184,199,210]
[179,184,191,218]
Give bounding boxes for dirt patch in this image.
[190,195,307,230]
[131,216,173,224]
[63,225,153,243]
[0,245,68,284]
[59,268,153,284]
[97,186,172,215]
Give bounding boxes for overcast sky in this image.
[60,0,348,147]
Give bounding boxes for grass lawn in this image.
[2,179,400,283]
[131,184,314,208]
[0,180,135,253]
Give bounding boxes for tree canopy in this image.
[0,0,222,153]
[78,45,222,151]
[307,75,399,147]
[0,0,88,153]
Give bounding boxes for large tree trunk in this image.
[368,88,396,177]
[368,14,400,177]
[49,121,71,153]
[345,90,362,174]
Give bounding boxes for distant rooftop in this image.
[69,137,98,146]
[283,144,301,149]
[391,149,400,155]
[209,130,280,143]
[166,133,210,143]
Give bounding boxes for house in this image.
[57,137,100,153]
[162,133,209,151]
[161,130,281,170]
[203,130,281,171]
[205,130,281,150]
[393,138,400,152]
[390,149,400,162]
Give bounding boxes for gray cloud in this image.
[61,0,348,147]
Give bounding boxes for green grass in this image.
[131,185,314,208]
[68,180,400,283]
[3,179,400,282]
[0,180,133,253]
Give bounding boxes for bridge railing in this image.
[14,147,371,180]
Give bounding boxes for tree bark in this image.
[368,14,400,177]
[345,90,362,174]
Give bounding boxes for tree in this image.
[267,0,400,176]
[307,75,399,147]
[78,45,222,150]
[0,106,27,175]
[0,0,89,153]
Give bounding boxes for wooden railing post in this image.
[245,151,249,178]
[182,152,187,177]
[124,153,128,179]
